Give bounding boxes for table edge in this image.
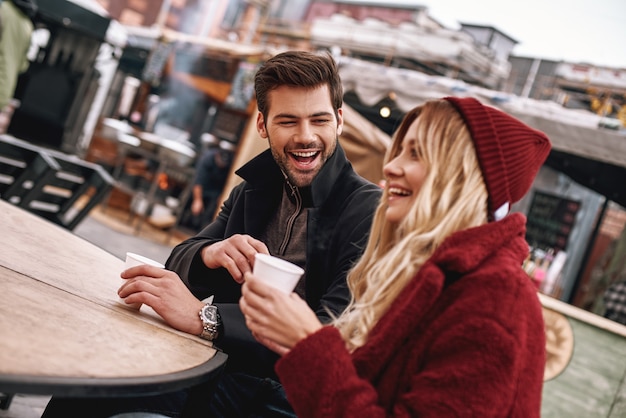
[0,351,228,397]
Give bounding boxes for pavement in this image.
[0,206,192,418]
[73,205,188,265]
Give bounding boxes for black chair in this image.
[0,134,58,201]
[16,150,114,231]
[0,393,14,410]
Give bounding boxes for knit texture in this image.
[444,97,551,220]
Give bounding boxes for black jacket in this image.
[166,144,381,377]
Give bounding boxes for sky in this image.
[362,0,626,69]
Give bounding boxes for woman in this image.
[240,97,551,417]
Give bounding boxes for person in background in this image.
[42,50,382,418]
[241,97,551,417]
[0,0,36,133]
[187,140,234,230]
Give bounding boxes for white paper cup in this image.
[125,252,165,269]
[253,253,304,294]
[121,252,165,309]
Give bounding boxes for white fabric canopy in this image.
[338,57,626,170]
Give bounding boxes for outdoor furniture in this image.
[0,200,227,399]
[0,134,57,200]
[0,393,13,410]
[0,135,114,231]
[18,149,115,230]
[103,131,196,238]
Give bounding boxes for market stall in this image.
[334,56,626,305]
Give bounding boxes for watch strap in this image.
[199,304,220,341]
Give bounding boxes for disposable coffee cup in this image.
[121,252,165,309]
[253,253,304,294]
[125,252,165,269]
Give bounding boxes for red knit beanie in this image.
[444,97,552,221]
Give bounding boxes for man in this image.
[43,50,381,417]
[185,141,233,230]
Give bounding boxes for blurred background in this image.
[1,2,625,415]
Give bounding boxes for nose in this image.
[294,122,316,145]
[383,156,402,178]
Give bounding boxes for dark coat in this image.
[166,144,381,377]
[276,213,546,417]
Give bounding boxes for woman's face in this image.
[383,118,427,223]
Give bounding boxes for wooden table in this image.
[0,200,226,397]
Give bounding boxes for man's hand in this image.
[119,265,205,335]
[201,234,269,283]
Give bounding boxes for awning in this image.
[338,57,626,207]
[499,109,626,207]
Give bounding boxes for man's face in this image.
[256,85,343,188]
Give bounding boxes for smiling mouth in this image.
[289,150,320,167]
[388,187,412,197]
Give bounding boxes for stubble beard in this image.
[269,137,338,188]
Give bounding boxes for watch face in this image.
[202,305,217,323]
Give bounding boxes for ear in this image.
[256,112,268,138]
[336,107,344,136]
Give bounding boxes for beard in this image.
[269,137,338,188]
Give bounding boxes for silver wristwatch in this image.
[199,303,221,341]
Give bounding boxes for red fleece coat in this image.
[276,213,545,417]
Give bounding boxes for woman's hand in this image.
[240,272,323,355]
[119,265,205,335]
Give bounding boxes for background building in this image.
[506,56,626,126]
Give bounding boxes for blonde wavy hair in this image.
[334,99,490,351]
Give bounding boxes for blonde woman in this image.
[240,97,551,417]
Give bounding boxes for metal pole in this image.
[568,196,609,304]
[156,0,172,30]
[521,58,540,98]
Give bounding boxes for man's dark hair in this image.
[254,50,343,120]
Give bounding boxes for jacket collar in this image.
[429,213,529,275]
[352,213,530,379]
[235,142,351,207]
